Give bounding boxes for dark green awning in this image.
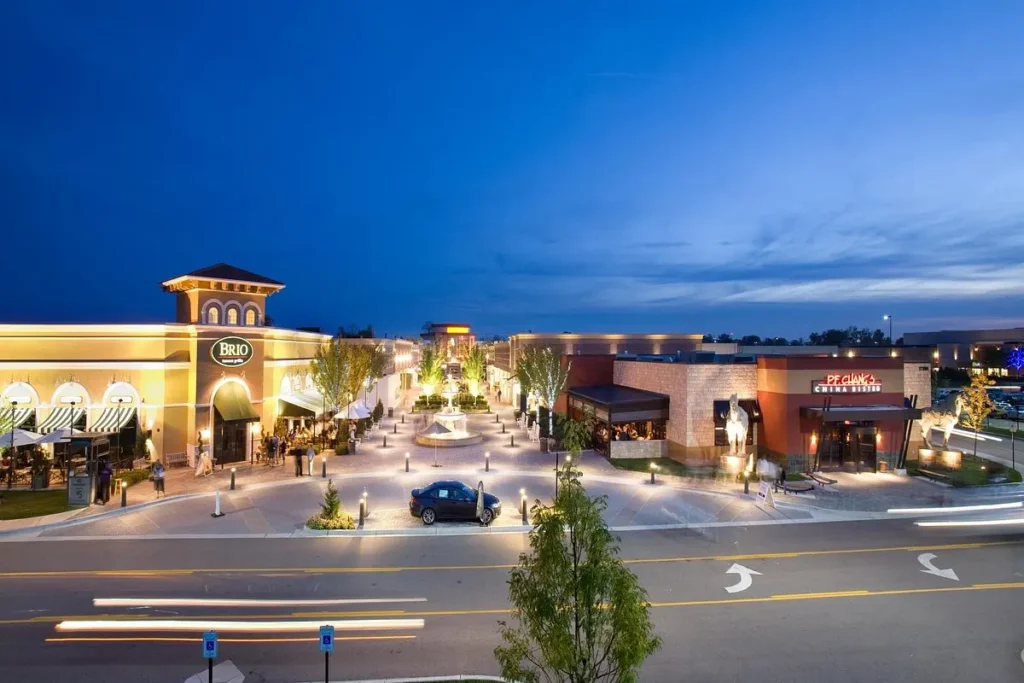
[213,382,260,422]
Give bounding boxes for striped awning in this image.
[280,389,326,416]
[89,406,137,433]
[0,407,34,434]
[38,407,85,433]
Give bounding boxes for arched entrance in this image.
[210,379,259,465]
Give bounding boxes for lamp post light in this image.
[6,397,24,490]
[112,396,130,469]
[650,461,659,485]
[405,451,410,472]
[883,314,893,348]
[485,451,490,472]
[520,488,527,524]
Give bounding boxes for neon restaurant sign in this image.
[811,373,882,394]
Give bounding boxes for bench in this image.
[918,468,951,483]
[809,472,837,486]
[164,452,188,468]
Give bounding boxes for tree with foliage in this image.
[495,429,661,683]
[739,335,762,345]
[343,344,375,409]
[1006,347,1024,379]
[417,344,444,396]
[520,347,570,443]
[715,333,733,343]
[961,373,995,457]
[306,479,356,530]
[462,345,487,397]
[515,347,539,402]
[310,340,351,444]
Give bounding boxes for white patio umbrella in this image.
[0,428,44,448]
[340,401,372,421]
[420,420,451,467]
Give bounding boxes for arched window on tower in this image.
[226,307,239,325]
[244,308,256,326]
[208,307,220,325]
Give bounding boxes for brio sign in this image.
[811,373,882,394]
[211,336,253,368]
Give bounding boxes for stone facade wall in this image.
[904,362,933,460]
[683,365,757,460]
[613,361,687,445]
[609,439,668,459]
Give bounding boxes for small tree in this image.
[417,344,444,396]
[522,347,571,444]
[373,398,384,423]
[961,372,995,457]
[1007,347,1024,379]
[321,479,341,518]
[496,422,661,683]
[462,345,486,397]
[311,340,351,444]
[307,479,355,530]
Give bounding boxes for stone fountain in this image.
[415,377,482,448]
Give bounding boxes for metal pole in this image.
[8,403,15,490]
[325,651,329,683]
[209,658,213,683]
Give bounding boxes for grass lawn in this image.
[785,472,808,481]
[0,489,69,520]
[909,455,1021,487]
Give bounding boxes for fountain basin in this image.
[414,429,483,448]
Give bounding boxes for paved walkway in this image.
[4,401,1014,537]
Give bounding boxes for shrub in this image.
[373,399,384,422]
[118,468,153,487]
[306,480,356,530]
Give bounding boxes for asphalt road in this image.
[2,520,1024,682]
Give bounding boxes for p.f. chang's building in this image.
[0,264,334,465]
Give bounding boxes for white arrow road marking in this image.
[724,563,762,593]
[917,553,959,582]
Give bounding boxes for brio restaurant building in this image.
[567,353,933,471]
[0,264,414,468]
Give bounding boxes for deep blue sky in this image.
[2,1,1022,339]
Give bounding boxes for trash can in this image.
[348,438,357,454]
[388,407,394,418]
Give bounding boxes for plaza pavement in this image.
[3,400,1018,538]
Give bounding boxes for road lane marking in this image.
[1,540,1016,579]
[7,582,1024,631]
[917,553,959,581]
[724,564,761,593]
[94,597,427,608]
[55,618,425,633]
[45,635,416,644]
[917,518,1024,528]
[888,501,1022,514]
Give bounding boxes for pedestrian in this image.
[294,447,303,477]
[497,388,502,403]
[271,434,280,466]
[306,444,315,476]
[97,459,112,504]
[152,460,166,498]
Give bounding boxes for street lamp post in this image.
[7,398,24,490]
[112,397,129,470]
[883,315,893,348]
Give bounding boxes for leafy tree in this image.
[701,334,714,343]
[321,479,341,518]
[344,344,375,408]
[739,335,762,345]
[417,344,444,395]
[515,346,540,400]
[462,345,487,396]
[715,333,733,343]
[495,430,661,683]
[1008,347,1024,379]
[961,373,995,457]
[520,347,570,442]
[310,339,350,413]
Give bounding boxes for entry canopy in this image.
[279,389,327,417]
[568,385,670,424]
[801,404,923,422]
[89,406,136,433]
[213,383,260,422]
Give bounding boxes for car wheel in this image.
[421,508,436,525]
[480,508,494,526]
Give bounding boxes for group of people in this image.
[94,458,165,504]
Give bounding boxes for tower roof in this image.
[161,263,285,294]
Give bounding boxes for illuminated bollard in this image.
[383,435,388,448]
[510,434,515,447]
[230,467,236,490]
[501,423,506,434]
[520,488,527,524]
[362,489,369,517]
[650,462,658,485]
[322,456,327,479]
[120,479,127,508]
[405,452,410,472]
[485,451,490,472]
[393,423,398,434]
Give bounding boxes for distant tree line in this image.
[704,326,897,347]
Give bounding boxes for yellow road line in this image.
[8,582,1024,630]
[0,540,1015,579]
[45,635,416,644]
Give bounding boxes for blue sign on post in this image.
[319,625,335,653]
[203,631,218,659]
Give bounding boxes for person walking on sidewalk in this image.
[306,444,315,476]
[97,460,112,505]
[151,460,166,498]
[293,447,304,477]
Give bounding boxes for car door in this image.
[449,486,476,520]
[434,487,458,520]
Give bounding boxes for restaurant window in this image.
[226,307,239,325]
[244,308,256,326]
[207,306,220,325]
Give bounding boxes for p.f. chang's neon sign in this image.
[811,373,882,394]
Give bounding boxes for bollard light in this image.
[743,469,750,495]
[565,454,572,465]
[510,434,515,447]
[394,423,398,434]
[520,488,528,524]
[485,451,490,472]
[322,456,327,479]
[230,467,236,490]
[120,479,127,508]
[649,462,658,485]
[405,451,410,472]
[383,435,388,448]
[501,423,506,434]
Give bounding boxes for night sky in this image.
[2,1,1022,339]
